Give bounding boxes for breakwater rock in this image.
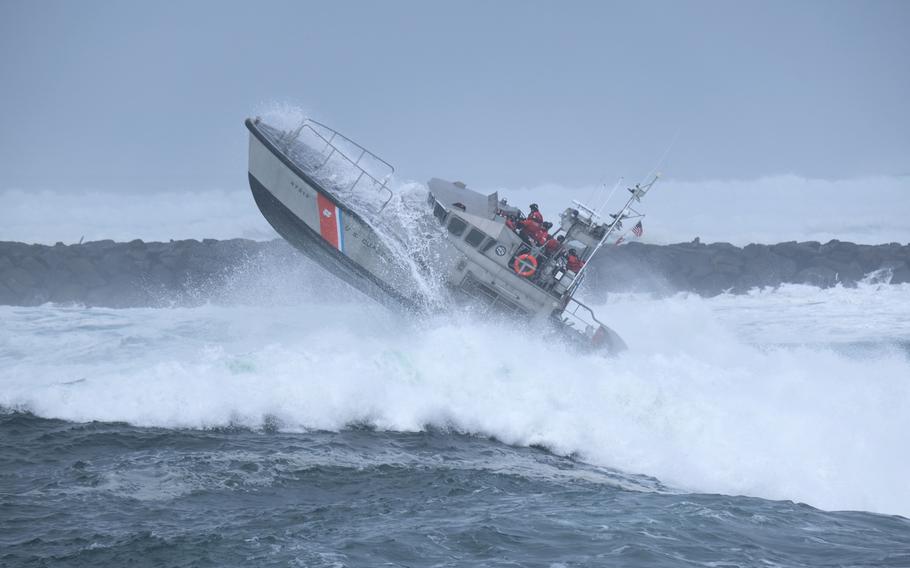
[590,239,910,296]
[1,238,908,307]
[0,239,297,308]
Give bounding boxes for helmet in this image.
[529,203,539,210]
[542,221,552,229]
[556,235,564,241]
[568,249,577,255]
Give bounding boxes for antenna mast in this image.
[566,175,660,295]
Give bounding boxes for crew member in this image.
[535,221,553,245]
[517,217,542,244]
[528,203,544,224]
[566,249,585,273]
[544,234,564,255]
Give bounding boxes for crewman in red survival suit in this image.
[517,218,542,244]
[566,249,585,273]
[544,234,564,255]
[535,221,553,245]
[528,203,544,224]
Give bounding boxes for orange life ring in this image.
[513,254,538,277]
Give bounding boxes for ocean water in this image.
[2,273,909,566]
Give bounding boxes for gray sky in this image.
[1,0,908,193]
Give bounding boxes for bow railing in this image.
[280,118,395,214]
[558,296,605,339]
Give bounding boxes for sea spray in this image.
[2,284,909,517]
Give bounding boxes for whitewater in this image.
[4,269,909,518]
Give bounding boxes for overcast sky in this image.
[1,0,908,194]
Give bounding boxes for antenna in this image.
[583,176,608,209]
[643,129,679,185]
[566,174,660,295]
[595,176,624,216]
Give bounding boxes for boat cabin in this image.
[425,178,611,322]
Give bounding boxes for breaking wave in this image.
[2,280,909,518]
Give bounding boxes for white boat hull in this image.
[246,119,421,309]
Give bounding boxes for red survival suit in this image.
[566,253,585,273]
[518,219,547,245]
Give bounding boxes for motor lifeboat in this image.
[245,116,656,355]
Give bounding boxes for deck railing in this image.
[559,296,605,338]
[282,119,395,214]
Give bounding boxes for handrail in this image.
[308,119,396,172]
[292,119,395,213]
[559,296,605,334]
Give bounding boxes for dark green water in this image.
[3,412,909,567]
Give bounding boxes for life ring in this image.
[513,254,538,277]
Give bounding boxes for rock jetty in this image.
[0,239,292,307]
[591,239,910,296]
[1,238,907,307]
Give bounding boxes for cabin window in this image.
[447,216,467,236]
[464,228,486,248]
[481,238,496,253]
[433,203,447,223]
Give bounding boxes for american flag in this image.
[614,236,624,246]
[632,221,643,237]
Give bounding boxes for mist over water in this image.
[4,104,907,246]
[0,188,277,244]
[5,175,909,246]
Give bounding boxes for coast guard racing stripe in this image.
[316,193,345,254]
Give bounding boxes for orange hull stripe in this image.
[316,193,340,249]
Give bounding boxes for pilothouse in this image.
[245,116,658,355]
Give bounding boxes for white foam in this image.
[607,276,910,346]
[2,284,909,518]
